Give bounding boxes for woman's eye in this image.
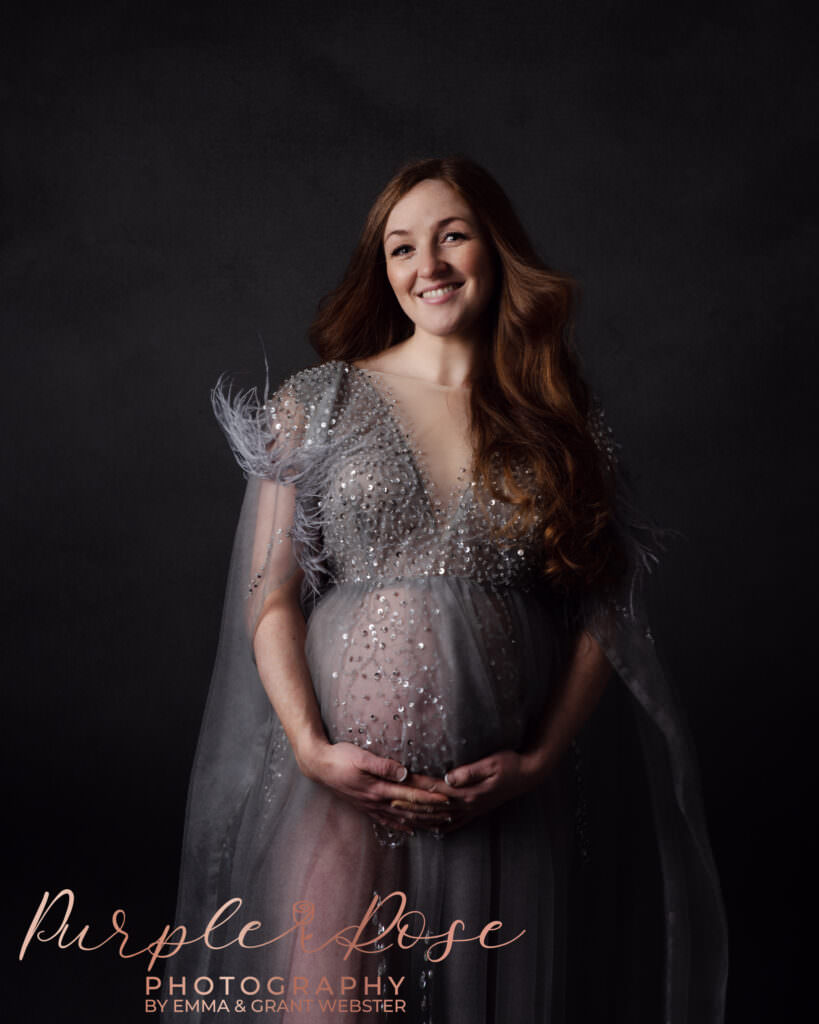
[389,232,466,256]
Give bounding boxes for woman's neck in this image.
[364,332,476,389]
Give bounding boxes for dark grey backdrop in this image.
[3,1,815,1021]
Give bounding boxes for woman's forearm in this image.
[523,629,612,779]
[251,571,329,774]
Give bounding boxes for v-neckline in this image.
[345,362,475,524]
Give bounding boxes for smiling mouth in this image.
[418,282,463,299]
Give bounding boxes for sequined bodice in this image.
[267,361,544,593]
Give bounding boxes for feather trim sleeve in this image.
[210,361,346,618]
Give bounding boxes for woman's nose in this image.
[417,243,447,278]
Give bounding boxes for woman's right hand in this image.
[298,740,452,834]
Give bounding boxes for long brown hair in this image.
[309,156,624,592]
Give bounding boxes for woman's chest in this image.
[311,390,542,587]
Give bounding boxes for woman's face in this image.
[382,179,496,343]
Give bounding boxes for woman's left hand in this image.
[404,750,545,834]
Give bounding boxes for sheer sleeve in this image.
[572,399,729,1023]
[167,364,342,952]
[210,363,346,630]
[211,378,312,637]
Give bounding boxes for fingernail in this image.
[398,766,408,782]
[444,772,454,786]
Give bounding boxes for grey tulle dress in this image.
[166,360,728,1023]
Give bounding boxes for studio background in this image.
[3,2,814,1021]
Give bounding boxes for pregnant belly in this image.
[304,577,570,776]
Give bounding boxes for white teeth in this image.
[421,283,460,298]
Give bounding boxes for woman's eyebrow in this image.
[384,216,473,243]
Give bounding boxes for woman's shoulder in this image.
[213,360,352,479]
[270,359,349,408]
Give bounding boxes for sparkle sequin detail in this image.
[264,362,545,595]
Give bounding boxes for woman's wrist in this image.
[520,744,558,786]
[292,731,332,781]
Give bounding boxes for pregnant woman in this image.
[168,156,728,1023]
